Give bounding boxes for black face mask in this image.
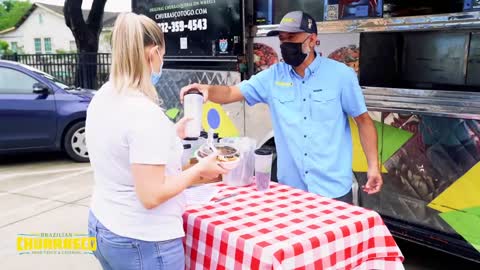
[280,36,311,67]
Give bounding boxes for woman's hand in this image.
[175,117,192,139]
[196,152,228,180]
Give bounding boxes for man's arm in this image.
[181,68,273,105]
[180,83,244,105]
[354,112,382,194]
[207,85,245,104]
[355,112,379,169]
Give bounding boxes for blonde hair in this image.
[110,13,165,104]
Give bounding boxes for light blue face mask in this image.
[151,61,163,86]
[150,48,163,85]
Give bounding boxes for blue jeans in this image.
[88,211,185,270]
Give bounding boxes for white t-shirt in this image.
[86,82,185,241]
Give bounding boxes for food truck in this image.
[132,0,480,262]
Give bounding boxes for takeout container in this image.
[219,137,257,187]
[195,143,242,170]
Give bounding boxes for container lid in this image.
[183,144,192,149]
[185,89,203,96]
[198,143,239,159]
[255,148,272,155]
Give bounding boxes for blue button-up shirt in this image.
[238,55,367,198]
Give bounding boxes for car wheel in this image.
[64,121,89,162]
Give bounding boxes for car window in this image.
[16,63,70,89]
[0,67,39,94]
[37,72,70,90]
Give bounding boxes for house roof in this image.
[39,3,119,28]
[0,3,119,34]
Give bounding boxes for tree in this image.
[0,40,9,53]
[64,0,107,89]
[0,1,32,31]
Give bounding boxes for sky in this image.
[32,0,131,12]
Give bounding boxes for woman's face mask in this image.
[280,35,312,67]
[150,47,163,85]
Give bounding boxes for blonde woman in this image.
[85,13,226,270]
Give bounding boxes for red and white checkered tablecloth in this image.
[183,182,404,270]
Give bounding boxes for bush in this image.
[0,39,13,56]
[0,40,8,51]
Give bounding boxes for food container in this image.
[195,143,242,170]
[220,137,257,187]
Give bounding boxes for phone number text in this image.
[158,18,207,33]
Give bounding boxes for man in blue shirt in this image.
[180,11,382,203]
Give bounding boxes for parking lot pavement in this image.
[0,153,100,270]
[0,153,479,270]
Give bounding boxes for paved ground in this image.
[0,152,99,270]
[0,152,478,270]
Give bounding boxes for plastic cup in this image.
[183,137,200,153]
[181,144,192,167]
[254,148,273,191]
[183,89,204,138]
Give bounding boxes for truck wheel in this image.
[64,121,89,162]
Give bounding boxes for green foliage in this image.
[0,39,25,55]
[0,1,32,31]
[0,39,14,55]
[0,40,9,51]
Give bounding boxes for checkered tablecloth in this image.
[183,182,404,270]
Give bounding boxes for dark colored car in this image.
[0,60,94,162]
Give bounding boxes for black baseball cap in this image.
[267,11,318,36]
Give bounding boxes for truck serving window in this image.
[359,31,480,91]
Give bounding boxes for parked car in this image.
[0,60,95,162]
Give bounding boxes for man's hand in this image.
[354,113,382,195]
[363,167,383,194]
[180,83,209,104]
[175,117,192,139]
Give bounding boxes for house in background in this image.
[0,3,118,54]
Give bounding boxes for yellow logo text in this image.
[281,17,296,23]
[275,81,294,87]
[17,233,96,255]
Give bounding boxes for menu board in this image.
[133,0,243,57]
